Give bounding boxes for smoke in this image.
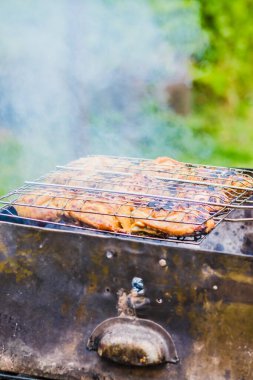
[0,0,208,185]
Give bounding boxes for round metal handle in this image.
[87,316,179,367]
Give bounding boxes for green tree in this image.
[190,0,253,166]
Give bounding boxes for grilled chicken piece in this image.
[67,156,116,168]
[152,157,253,189]
[67,198,122,232]
[67,156,133,173]
[68,194,214,236]
[131,204,215,236]
[116,203,135,233]
[14,189,71,221]
[170,185,230,213]
[45,170,104,188]
[67,198,134,233]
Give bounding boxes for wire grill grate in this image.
[1,155,253,244]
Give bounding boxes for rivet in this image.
[106,251,113,259]
[159,259,167,267]
[213,285,218,290]
[156,298,163,304]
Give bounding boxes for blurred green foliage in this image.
[190,0,253,167]
[194,0,253,111]
[149,0,253,167]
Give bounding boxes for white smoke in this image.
[0,0,208,184]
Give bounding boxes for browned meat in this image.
[131,206,214,236]
[15,189,69,221]
[68,198,122,232]
[152,157,253,189]
[14,189,215,237]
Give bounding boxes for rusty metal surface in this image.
[0,221,252,379]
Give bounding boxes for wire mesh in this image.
[0,155,253,244]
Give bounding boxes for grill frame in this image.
[0,371,46,380]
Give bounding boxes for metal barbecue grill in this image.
[0,155,253,380]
